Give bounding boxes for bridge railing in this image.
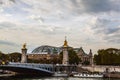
[7,62,54,72]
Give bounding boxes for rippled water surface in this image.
[1,77,119,80]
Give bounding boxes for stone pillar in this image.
[21,43,27,63]
[89,49,93,66]
[62,47,69,65]
[62,37,69,65]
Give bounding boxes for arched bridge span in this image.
[0,63,54,76]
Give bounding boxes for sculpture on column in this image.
[62,37,69,65]
[21,43,27,63]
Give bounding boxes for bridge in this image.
[0,62,54,76]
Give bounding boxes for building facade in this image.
[28,54,59,61]
[27,45,60,61]
[75,47,93,65]
[27,41,93,65]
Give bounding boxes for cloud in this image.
[0,0,15,7]
[80,0,111,12]
[20,0,120,15]
[105,33,120,43]
[9,0,16,3]
[33,25,72,35]
[1,0,119,16]
[71,0,120,14]
[0,40,18,46]
[0,0,120,53]
[29,15,44,24]
[0,21,16,29]
[92,18,120,43]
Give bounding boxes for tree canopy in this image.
[94,48,120,65]
[0,51,21,63]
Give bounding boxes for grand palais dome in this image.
[31,45,61,54]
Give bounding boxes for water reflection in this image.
[0,76,120,80]
[0,77,119,80]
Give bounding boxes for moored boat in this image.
[74,73,103,78]
[53,72,68,77]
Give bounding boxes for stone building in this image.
[74,47,93,65]
[28,54,59,60]
[27,40,93,65]
[27,45,60,61]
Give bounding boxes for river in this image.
[0,77,119,80]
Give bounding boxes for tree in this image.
[8,52,21,62]
[94,48,120,65]
[0,51,8,62]
[82,61,90,65]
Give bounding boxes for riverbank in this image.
[0,73,15,77]
[104,72,120,78]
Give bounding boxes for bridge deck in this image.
[0,63,54,76]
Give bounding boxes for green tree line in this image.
[94,48,120,65]
[0,51,21,64]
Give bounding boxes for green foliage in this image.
[8,52,21,62]
[68,49,81,64]
[0,51,8,62]
[94,48,120,65]
[82,61,90,65]
[59,52,63,63]
[0,51,21,63]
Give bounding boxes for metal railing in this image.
[7,62,54,72]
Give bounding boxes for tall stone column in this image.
[62,37,69,65]
[89,49,93,66]
[62,47,69,65]
[21,43,27,63]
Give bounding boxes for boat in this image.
[53,72,68,77]
[74,73,103,78]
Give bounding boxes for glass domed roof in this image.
[31,45,61,54]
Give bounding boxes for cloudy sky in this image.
[0,0,120,54]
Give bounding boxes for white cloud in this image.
[0,0,119,54]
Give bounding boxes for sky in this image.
[0,0,120,54]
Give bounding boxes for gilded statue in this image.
[22,43,26,49]
[63,36,68,47]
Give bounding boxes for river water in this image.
[1,77,119,80]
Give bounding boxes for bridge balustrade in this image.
[7,62,54,72]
